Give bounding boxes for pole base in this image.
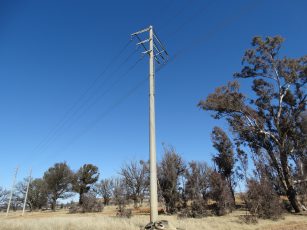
[144,220,177,230]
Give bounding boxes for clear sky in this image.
[1,0,306,189]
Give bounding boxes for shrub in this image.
[69,193,103,213]
[244,178,283,220]
[296,181,307,211]
[209,172,234,216]
[178,199,210,218]
[116,205,132,218]
[81,193,104,212]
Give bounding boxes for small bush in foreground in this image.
[116,205,132,218]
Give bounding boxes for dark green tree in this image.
[73,164,99,205]
[43,162,73,210]
[211,127,236,204]
[198,36,306,212]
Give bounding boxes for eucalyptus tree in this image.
[211,127,236,204]
[199,36,306,212]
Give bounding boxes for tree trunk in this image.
[103,196,109,205]
[79,192,83,205]
[227,178,236,206]
[280,152,301,213]
[287,186,301,213]
[51,198,56,211]
[133,197,139,208]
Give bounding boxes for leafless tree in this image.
[185,161,212,202]
[95,178,114,205]
[0,187,9,210]
[120,160,149,208]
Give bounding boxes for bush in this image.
[82,194,104,212]
[116,204,132,218]
[244,178,283,220]
[178,199,210,218]
[69,193,104,213]
[296,181,307,211]
[209,172,234,216]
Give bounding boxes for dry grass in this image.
[0,209,306,230]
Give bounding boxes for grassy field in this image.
[1,207,307,230]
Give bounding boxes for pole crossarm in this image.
[131,26,168,66]
[136,38,151,46]
[131,26,150,36]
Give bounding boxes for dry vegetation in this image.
[0,207,306,230]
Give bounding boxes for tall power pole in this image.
[6,166,19,216]
[22,167,32,216]
[131,26,168,223]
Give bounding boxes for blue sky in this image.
[0,0,306,189]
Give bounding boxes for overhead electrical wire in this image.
[26,0,262,171]
[30,54,145,161]
[30,40,133,155]
[33,71,148,169]
[156,0,263,73]
[28,0,214,164]
[29,40,133,155]
[19,42,145,168]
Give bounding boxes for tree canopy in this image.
[199,36,306,212]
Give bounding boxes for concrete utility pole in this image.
[148,25,158,222]
[22,168,32,216]
[6,166,19,216]
[131,26,168,224]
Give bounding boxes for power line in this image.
[63,76,148,153]
[158,0,197,33]
[33,48,139,153]
[32,54,145,159]
[22,43,139,164]
[167,0,216,38]
[27,0,212,164]
[25,0,261,172]
[29,40,133,156]
[31,56,146,168]
[157,0,263,73]
[34,72,148,168]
